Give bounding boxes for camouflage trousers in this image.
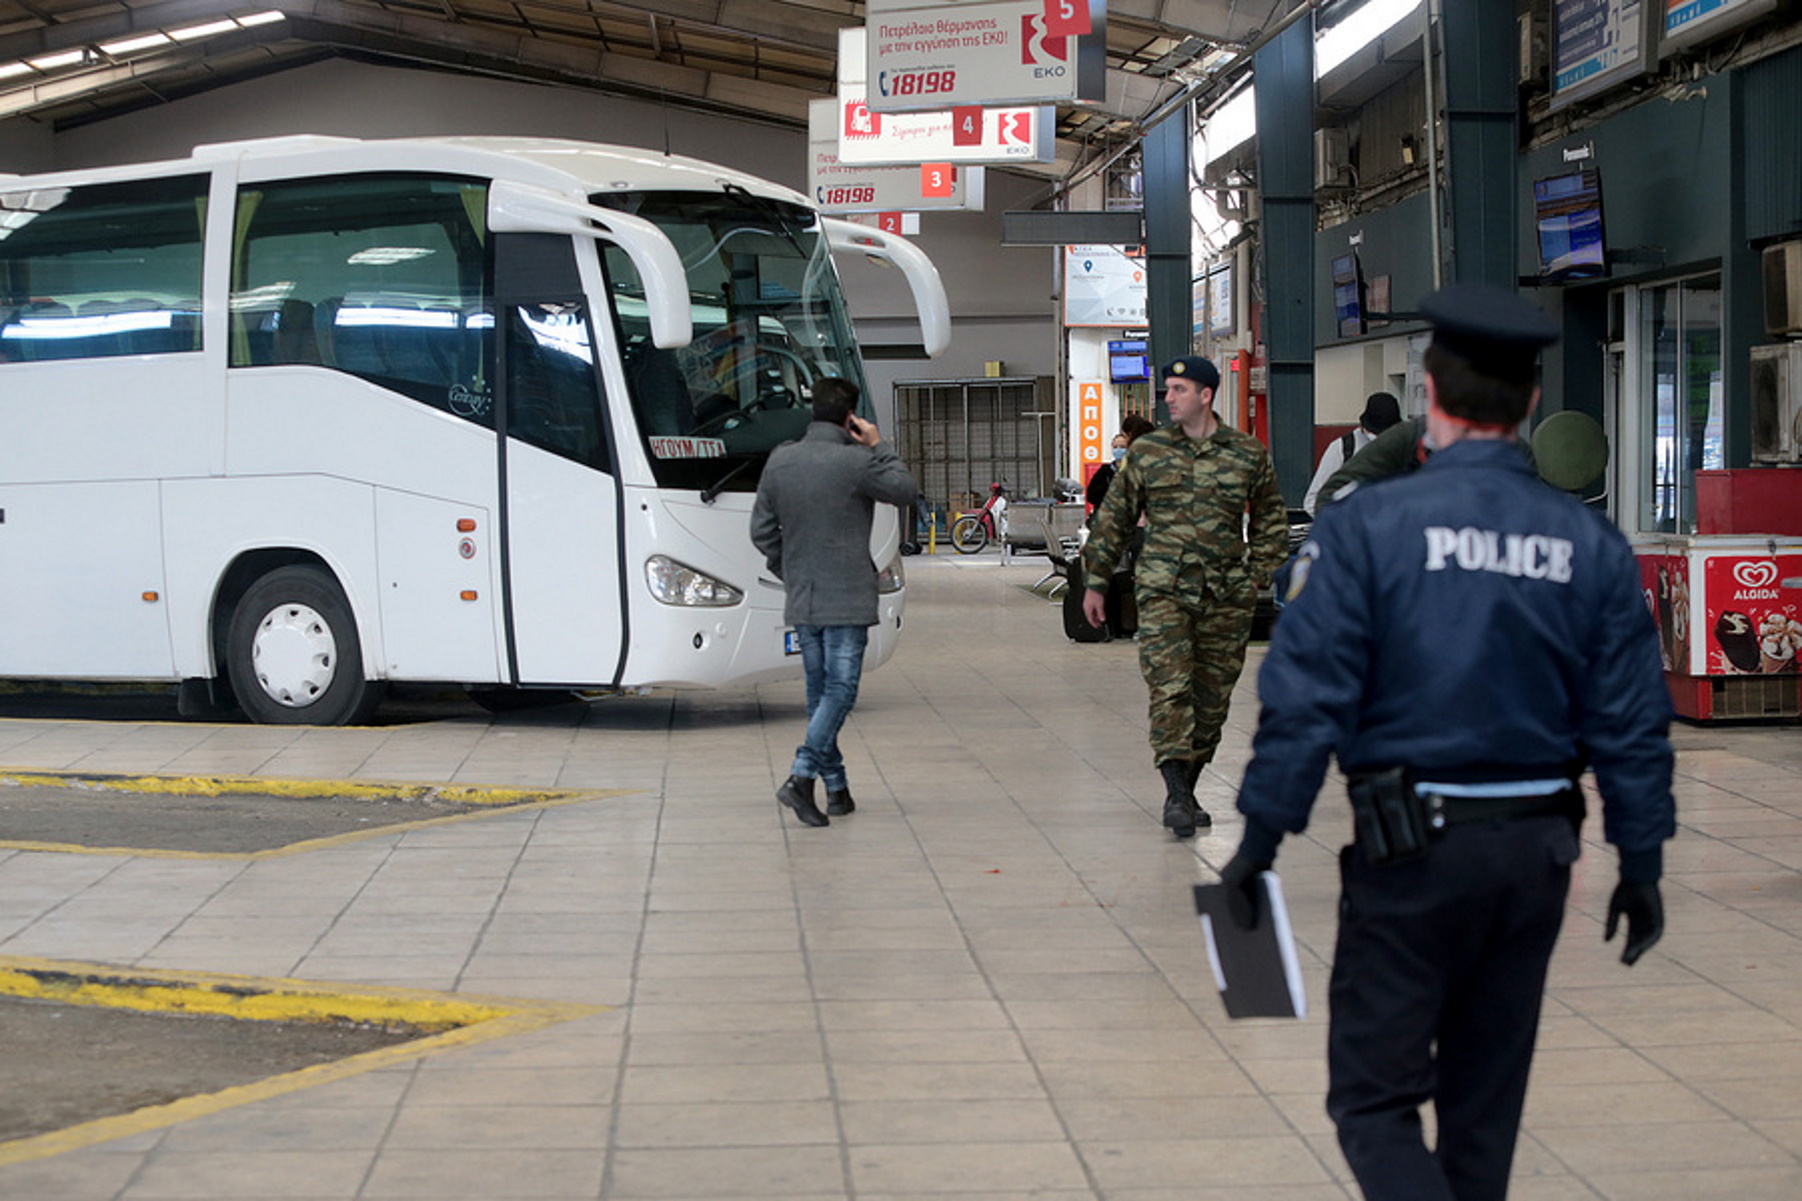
[1135,587,1257,768]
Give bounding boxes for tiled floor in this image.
[2,552,1800,1199]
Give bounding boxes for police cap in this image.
[1161,355,1220,393]
[1420,283,1559,384]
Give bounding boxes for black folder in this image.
[1192,873,1306,1019]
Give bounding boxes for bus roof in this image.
[8,134,811,208]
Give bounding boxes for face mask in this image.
[1111,445,1128,462]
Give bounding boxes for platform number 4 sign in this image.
[952,106,983,147]
[920,163,955,198]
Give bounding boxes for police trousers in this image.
[1327,815,1579,1201]
[1134,586,1255,767]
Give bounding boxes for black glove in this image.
[1218,849,1271,931]
[1604,879,1663,966]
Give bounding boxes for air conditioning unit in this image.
[1762,241,1802,336]
[1749,342,1802,462]
[1315,128,1350,190]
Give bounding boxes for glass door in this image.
[1638,274,1723,534]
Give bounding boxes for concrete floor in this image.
[1,551,1799,1199]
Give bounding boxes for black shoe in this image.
[1158,760,1201,839]
[777,775,829,827]
[1162,795,1198,839]
[825,788,856,816]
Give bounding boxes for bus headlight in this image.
[876,554,905,594]
[645,556,743,606]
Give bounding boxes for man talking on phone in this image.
[752,377,919,827]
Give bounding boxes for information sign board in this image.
[864,0,1105,112]
[808,98,985,212]
[1065,244,1146,327]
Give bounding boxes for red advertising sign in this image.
[1641,552,1691,674]
[1702,553,1802,674]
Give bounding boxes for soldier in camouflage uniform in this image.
[1082,356,1289,838]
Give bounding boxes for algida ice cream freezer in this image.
[1633,536,1802,721]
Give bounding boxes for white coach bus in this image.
[0,135,948,724]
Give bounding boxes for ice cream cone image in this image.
[1756,612,1802,673]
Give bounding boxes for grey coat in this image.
[751,422,920,627]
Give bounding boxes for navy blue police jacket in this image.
[1238,439,1675,876]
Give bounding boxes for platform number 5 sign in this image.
[1042,0,1091,37]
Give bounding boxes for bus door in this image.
[494,233,626,686]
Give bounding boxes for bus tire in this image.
[226,566,384,726]
[950,514,988,554]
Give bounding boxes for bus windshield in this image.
[594,189,868,493]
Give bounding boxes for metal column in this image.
[1143,111,1191,424]
[1253,18,1316,503]
[1439,0,1518,287]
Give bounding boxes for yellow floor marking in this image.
[0,955,607,1167]
[0,768,635,859]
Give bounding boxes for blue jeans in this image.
[790,624,868,791]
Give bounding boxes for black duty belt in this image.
[1418,788,1584,830]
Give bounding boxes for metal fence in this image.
[893,376,1058,516]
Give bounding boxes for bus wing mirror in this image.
[488,181,693,349]
[822,218,950,358]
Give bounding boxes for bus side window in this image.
[231,174,491,425]
[0,175,207,364]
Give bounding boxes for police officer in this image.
[1218,283,1674,1201]
[1082,355,1289,838]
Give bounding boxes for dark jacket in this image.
[751,422,920,627]
[1239,439,1675,875]
[1317,415,1538,509]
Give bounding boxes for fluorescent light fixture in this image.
[100,33,173,55]
[170,20,239,42]
[1316,0,1421,77]
[28,50,85,70]
[348,247,436,265]
[237,11,286,27]
[1202,85,1256,167]
[0,62,33,79]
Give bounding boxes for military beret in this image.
[1420,282,1559,383]
[1161,355,1220,393]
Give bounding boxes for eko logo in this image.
[1020,13,1068,65]
[1733,560,1779,589]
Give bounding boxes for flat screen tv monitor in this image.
[1534,169,1607,283]
[1332,251,1364,338]
[1107,338,1149,382]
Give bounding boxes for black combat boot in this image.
[777,775,829,827]
[1184,760,1213,829]
[826,787,856,816]
[1159,760,1201,839]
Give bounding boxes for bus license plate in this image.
[783,630,801,655]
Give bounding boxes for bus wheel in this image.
[226,566,384,726]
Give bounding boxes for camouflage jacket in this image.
[1082,421,1289,599]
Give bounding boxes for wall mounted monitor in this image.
[1332,251,1365,338]
[1534,168,1608,283]
[1107,337,1149,382]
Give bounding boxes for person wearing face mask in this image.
[1085,413,1156,517]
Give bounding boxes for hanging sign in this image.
[808,99,986,212]
[835,28,1055,165]
[1064,245,1147,327]
[863,0,1107,112]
